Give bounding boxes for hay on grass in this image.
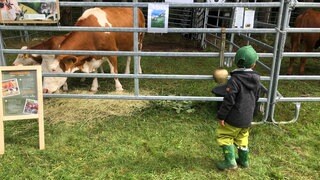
[44,90,151,124]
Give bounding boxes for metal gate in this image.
[0,0,319,124]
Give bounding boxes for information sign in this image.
[0,0,60,24]
[0,65,44,154]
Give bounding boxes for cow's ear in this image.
[21,46,28,50]
[31,54,40,58]
[22,54,30,58]
[21,46,28,58]
[60,55,77,71]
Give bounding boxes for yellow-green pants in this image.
[216,122,249,148]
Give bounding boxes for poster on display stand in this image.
[0,0,60,24]
[147,3,169,33]
[0,66,44,154]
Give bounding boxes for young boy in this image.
[216,45,261,170]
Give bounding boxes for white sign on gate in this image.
[165,0,193,3]
[234,7,244,28]
[147,3,169,33]
[243,9,255,29]
[207,0,225,3]
[234,7,255,29]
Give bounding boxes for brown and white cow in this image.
[13,34,137,74]
[42,7,145,93]
[13,35,71,91]
[288,9,320,75]
[13,35,105,92]
[13,35,67,66]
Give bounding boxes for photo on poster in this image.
[23,99,38,114]
[2,78,20,97]
[148,3,169,33]
[0,0,59,23]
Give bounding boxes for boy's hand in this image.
[219,120,225,126]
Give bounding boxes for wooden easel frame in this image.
[0,66,44,155]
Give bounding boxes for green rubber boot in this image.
[236,148,249,168]
[216,145,238,170]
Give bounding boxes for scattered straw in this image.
[44,90,152,124]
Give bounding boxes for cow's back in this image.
[102,7,145,51]
[288,9,320,75]
[31,35,67,50]
[100,7,145,28]
[291,9,320,51]
[73,7,145,51]
[296,9,320,28]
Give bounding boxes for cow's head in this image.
[13,46,42,66]
[42,55,78,93]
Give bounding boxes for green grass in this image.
[0,33,319,179]
[1,101,319,179]
[151,17,165,28]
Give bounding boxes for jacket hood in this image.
[230,69,260,90]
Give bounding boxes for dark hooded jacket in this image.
[217,69,261,128]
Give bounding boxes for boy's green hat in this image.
[235,45,259,68]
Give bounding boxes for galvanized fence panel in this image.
[0,0,319,124]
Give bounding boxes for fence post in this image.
[267,0,291,121]
[0,31,6,66]
[219,27,226,67]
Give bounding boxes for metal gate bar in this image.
[0,1,318,124]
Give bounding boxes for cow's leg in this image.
[125,56,142,74]
[125,56,131,74]
[288,57,295,75]
[83,67,99,92]
[138,34,144,74]
[299,57,307,75]
[288,33,300,75]
[138,56,142,74]
[299,45,313,75]
[81,68,103,85]
[90,77,99,92]
[62,82,68,91]
[299,44,312,74]
[108,56,123,91]
[89,66,104,91]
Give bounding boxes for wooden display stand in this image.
[0,66,44,154]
